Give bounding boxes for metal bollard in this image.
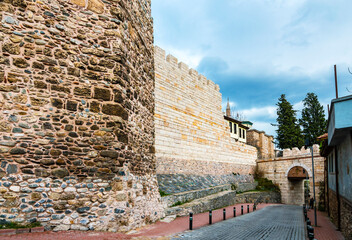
[223,208,226,220]
[233,207,236,217]
[307,225,314,234]
[307,225,314,240]
[209,210,212,225]
[307,219,311,226]
[241,205,243,215]
[189,212,193,230]
[304,212,307,221]
[247,205,249,213]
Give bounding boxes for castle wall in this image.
[0,0,163,231]
[257,145,324,205]
[154,46,257,193]
[246,129,274,160]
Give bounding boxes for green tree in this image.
[300,93,327,145]
[276,94,304,149]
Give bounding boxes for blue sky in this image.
[152,0,352,136]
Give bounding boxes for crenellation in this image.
[178,62,189,72]
[166,54,178,66]
[189,68,198,77]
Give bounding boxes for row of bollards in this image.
[189,204,256,230]
[303,205,315,240]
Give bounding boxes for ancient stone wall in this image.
[154,46,258,191]
[257,145,324,205]
[246,129,274,159]
[0,0,163,231]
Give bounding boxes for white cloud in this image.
[251,121,277,137]
[160,46,204,69]
[241,106,277,120]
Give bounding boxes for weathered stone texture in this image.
[154,46,257,184]
[247,129,274,159]
[328,190,352,239]
[257,145,324,205]
[0,0,163,231]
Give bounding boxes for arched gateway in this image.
[256,145,324,206]
[285,165,310,205]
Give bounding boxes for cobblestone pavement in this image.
[174,205,306,240]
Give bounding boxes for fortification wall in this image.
[247,129,274,159]
[0,0,163,232]
[154,46,257,193]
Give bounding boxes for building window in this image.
[234,124,237,134]
[229,122,232,133]
[328,153,335,173]
[239,128,242,138]
[243,130,246,139]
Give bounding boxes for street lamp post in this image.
[310,146,317,227]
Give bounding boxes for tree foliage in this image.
[276,94,304,149]
[300,93,327,145]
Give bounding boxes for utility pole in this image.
[334,65,338,99]
[311,146,317,226]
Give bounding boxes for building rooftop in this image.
[327,94,352,146]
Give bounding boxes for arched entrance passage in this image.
[287,166,308,181]
[285,165,311,205]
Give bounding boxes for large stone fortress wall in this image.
[0,0,163,232]
[154,46,257,188]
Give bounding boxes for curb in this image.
[0,226,45,236]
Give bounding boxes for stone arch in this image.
[285,163,312,178]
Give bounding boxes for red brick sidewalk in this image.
[307,208,345,240]
[0,203,272,240]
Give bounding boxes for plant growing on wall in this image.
[300,93,327,145]
[275,94,304,149]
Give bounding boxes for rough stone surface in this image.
[157,174,255,194]
[0,0,163,232]
[247,129,275,159]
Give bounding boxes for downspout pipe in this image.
[335,147,341,230]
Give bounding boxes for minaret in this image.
[226,98,231,117]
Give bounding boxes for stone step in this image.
[164,190,281,217]
[165,190,237,217]
[161,184,232,208]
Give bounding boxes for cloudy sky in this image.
[152,0,352,137]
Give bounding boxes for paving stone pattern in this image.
[176,205,306,240]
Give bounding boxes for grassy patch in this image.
[170,199,192,207]
[0,221,41,229]
[255,178,280,192]
[159,189,169,197]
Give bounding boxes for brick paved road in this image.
[174,205,306,240]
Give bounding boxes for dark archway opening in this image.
[287,166,309,181]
